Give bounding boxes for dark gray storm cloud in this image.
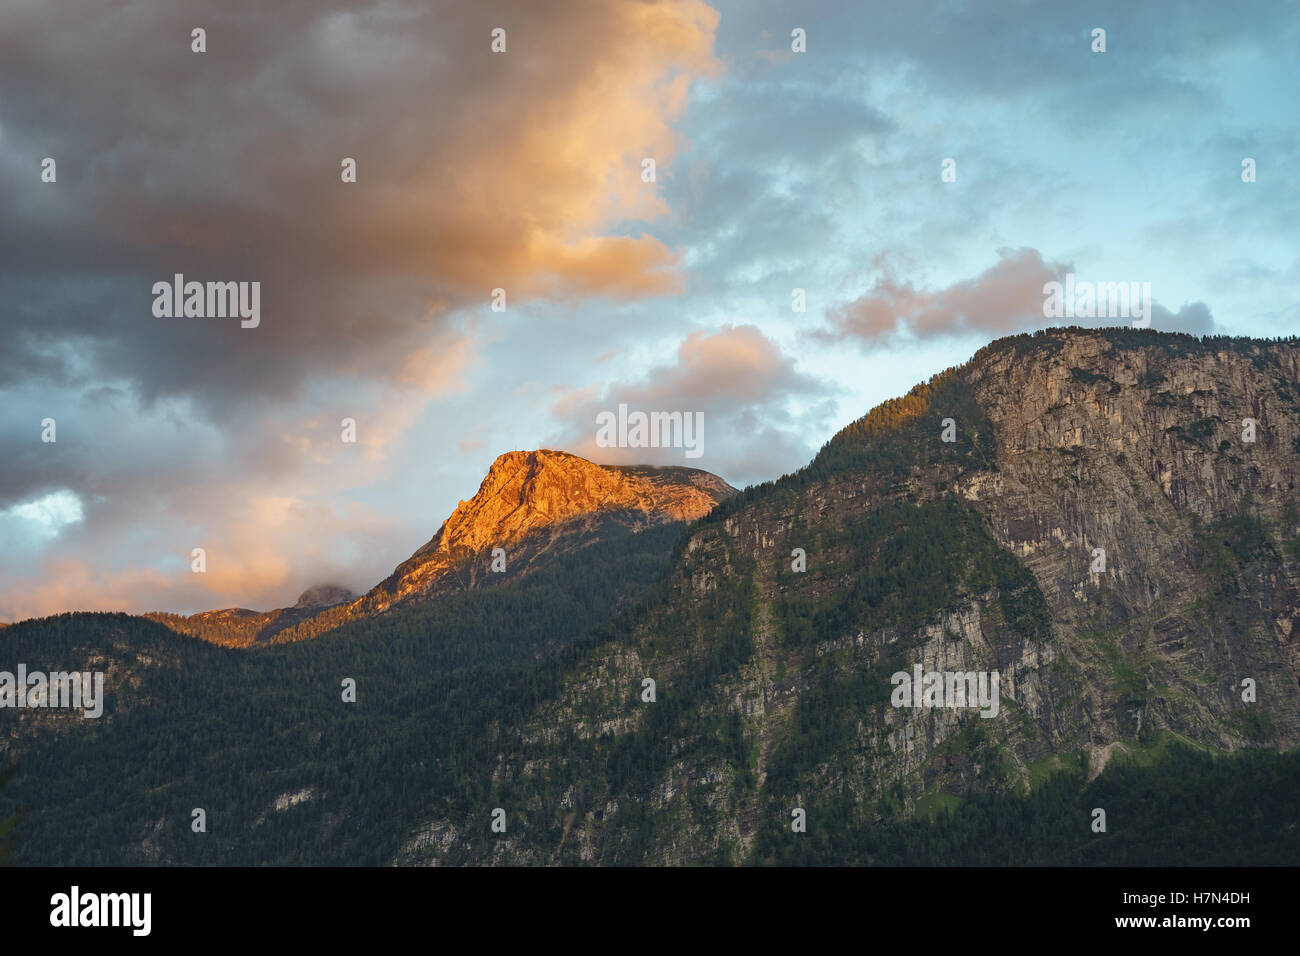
[0,0,723,617]
[0,0,718,509]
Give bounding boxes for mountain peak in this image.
[293,584,355,609]
[322,449,736,624]
[150,449,734,645]
[420,449,734,561]
[356,449,733,611]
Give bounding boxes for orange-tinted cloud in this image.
[548,324,834,484]
[824,248,1068,343]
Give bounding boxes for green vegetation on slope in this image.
[775,498,1051,647]
[0,522,685,865]
[0,764,20,865]
[704,368,996,525]
[749,743,1300,865]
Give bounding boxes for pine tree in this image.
[0,763,21,865]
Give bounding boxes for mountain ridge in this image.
[7,327,1300,866]
[393,326,1300,864]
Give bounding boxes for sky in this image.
[1,0,1297,620]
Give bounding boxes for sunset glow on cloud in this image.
[2,0,1297,619]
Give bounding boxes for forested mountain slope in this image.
[0,522,688,864]
[4,328,1298,866]
[396,328,1300,864]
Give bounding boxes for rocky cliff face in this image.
[362,450,735,612]
[957,333,1300,754]
[155,450,735,645]
[399,329,1300,865]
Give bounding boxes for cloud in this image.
[1145,301,1219,335]
[0,559,173,622]
[547,324,835,486]
[1,0,1288,622]
[0,486,403,622]
[0,324,474,620]
[0,489,85,545]
[0,0,721,619]
[0,0,721,419]
[821,248,1223,344]
[823,248,1069,343]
